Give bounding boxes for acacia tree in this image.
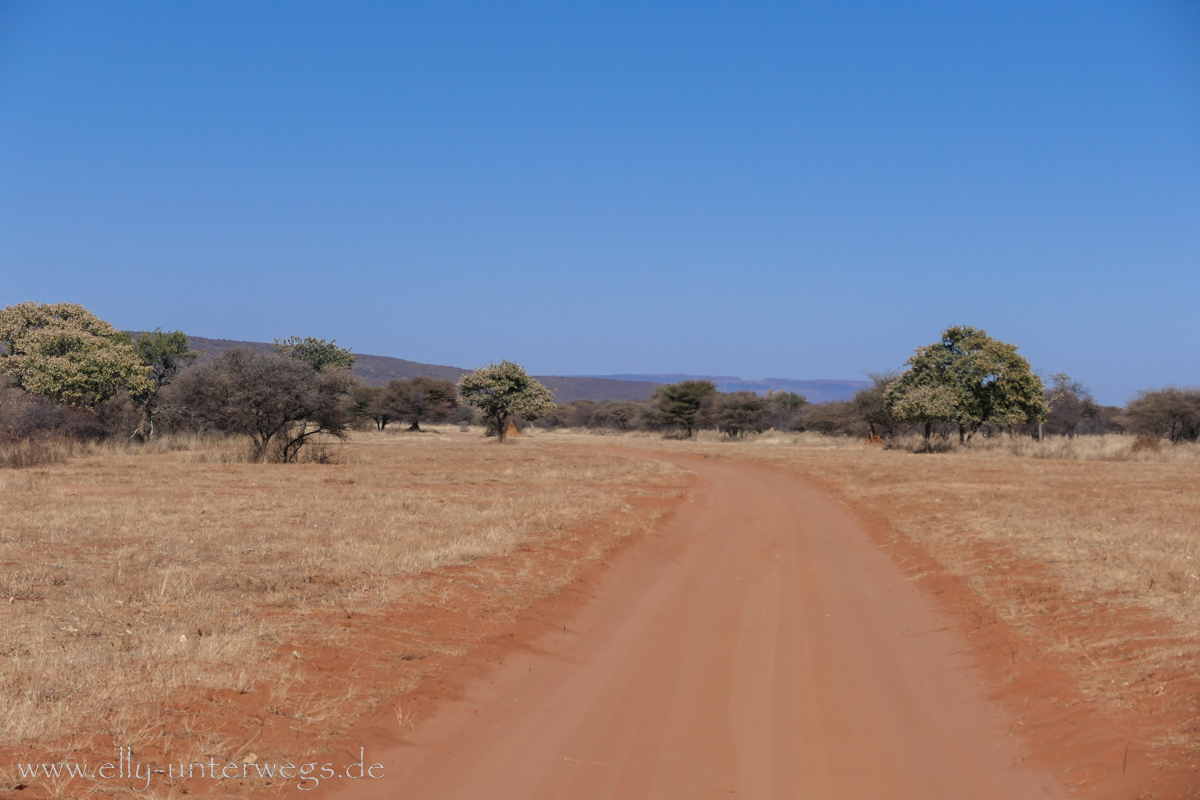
[654,380,717,437]
[697,392,771,437]
[0,302,151,407]
[457,361,554,442]
[272,336,356,373]
[350,385,392,430]
[172,349,353,461]
[380,376,458,431]
[133,328,198,438]
[885,326,1046,446]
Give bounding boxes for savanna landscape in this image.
[4,4,1199,798]
[1,302,1198,798]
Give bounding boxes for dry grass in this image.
[0,429,685,759]
[890,431,1200,462]
[0,438,76,469]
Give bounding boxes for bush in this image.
[1126,387,1200,443]
[697,392,771,437]
[799,401,866,437]
[170,349,354,462]
[378,376,458,432]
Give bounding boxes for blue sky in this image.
[1,1,1197,405]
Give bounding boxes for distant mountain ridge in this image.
[581,375,871,404]
[168,336,867,404]
[178,336,658,402]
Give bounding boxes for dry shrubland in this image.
[0,430,685,757]
[5,420,1197,794]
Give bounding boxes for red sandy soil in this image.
[289,452,1155,800]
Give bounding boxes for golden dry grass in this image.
[0,429,686,758]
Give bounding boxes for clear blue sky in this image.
[2,1,1198,405]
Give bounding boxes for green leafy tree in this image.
[654,380,717,437]
[0,302,151,406]
[885,326,1046,446]
[457,361,555,442]
[772,391,809,410]
[380,376,459,431]
[272,336,356,373]
[767,390,809,431]
[133,328,198,438]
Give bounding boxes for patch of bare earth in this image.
[544,430,1200,799]
[0,430,687,798]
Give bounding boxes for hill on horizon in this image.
[178,335,659,402]
[581,374,871,404]
[169,337,869,404]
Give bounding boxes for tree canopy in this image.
[697,391,771,437]
[272,336,356,373]
[0,302,151,407]
[136,329,198,389]
[133,328,199,438]
[884,326,1046,443]
[380,376,459,431]
[457,361,554,442]
[654,380,717,437]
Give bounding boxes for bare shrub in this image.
[170,349,354,462]
[1126,387,1200,443]
[800,400,866,437]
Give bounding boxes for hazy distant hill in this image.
[583,374,871,404]
[179,336,658,402]
[165,337,865,404]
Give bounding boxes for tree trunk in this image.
[495,414,507,443]
[407,421,421,432]
[958,424,966,445]
[923,421,931,445]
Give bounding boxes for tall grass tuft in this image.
[0,438,75,469]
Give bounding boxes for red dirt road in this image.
[326,454,1067,800]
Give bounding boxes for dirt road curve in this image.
[331,453,1067,800]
